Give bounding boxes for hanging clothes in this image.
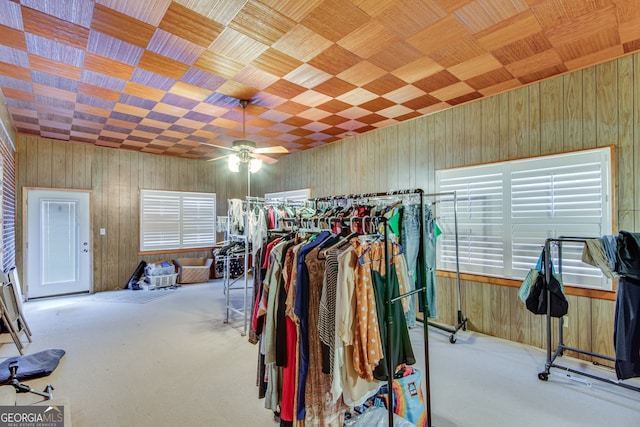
[281,241,304,423]
[294,231,333,421]
[614,275,640,380]
[304,245,346,426]
[228,198,245,234]
[354,236,416,382]
[351,238,385,383]
[394,254,412,314]
[263,240,288,363]
[253,237,281,331]
[248,208,268,256]
[319,246,346,377]
[582,238,617,279]
[333,246,381,406]
[263,240,289,413]
[400,204,420,327]
[254,194,427,425]
[371,263,416,381]
[398,202,439,321]
[616,231,640,279]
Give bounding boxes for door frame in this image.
[22,187,94,298]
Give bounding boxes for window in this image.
[435,148,613,290]
[264,188,311,201]
[140,189,216,251]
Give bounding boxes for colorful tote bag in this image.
[373,365,428,427]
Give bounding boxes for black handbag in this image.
[525,251,568,318]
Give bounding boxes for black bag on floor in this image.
[525,252,568,318]
[126,261,147,290]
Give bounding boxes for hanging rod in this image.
[313,188,424,202]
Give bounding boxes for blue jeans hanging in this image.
[401,204,438,325]
[401,204,419,327]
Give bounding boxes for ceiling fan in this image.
[204,100,288,172]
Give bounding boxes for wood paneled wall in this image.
[16,137,247,293]
[12,52,640,357]
[255,52,640,358]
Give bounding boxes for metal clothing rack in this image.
[224,196,306,336]
[239,197,315,334]
[222,233,251,336]
[222,198,256,337]
[314,188,432,427]
[423,191,468,344]
[537,236,640,393]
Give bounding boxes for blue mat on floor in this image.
[0,349,65,384]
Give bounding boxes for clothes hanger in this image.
[357,239,404,265]
[317,231,358,260]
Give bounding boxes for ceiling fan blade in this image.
[202,142,236,152]
[255,146,289,154]
[253,153,279,164]
[207,154,231,162]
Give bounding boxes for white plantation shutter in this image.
[437,167,506,277]
[436,148,612,290]
[140,191,181,251]
[140,190,216,251]
[182,195,216,248]
[510,152,610,288]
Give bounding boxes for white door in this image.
[26,189,92,299]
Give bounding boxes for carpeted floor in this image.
[0,281,638,427]
[89,288,179,304]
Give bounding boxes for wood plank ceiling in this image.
[0,0,638,161]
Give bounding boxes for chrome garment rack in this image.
[423,191,467,344]
[222,198,259,336]
[226,197,314,336]
[537,236,640,393]
[222,234,250,336]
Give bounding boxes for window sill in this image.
[436,270,617,301]
[138,247,214,256]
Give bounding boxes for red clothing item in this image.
[280,316,298,422]
[268,207,276,229]
[251,279,263,332]
[262,238,281,269]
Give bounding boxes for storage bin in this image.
[145,260,175,277]
[147,273,178,289]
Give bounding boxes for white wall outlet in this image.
[563,315,569,328]
[100,228,106,235]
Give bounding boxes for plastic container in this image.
[147,273,178,289]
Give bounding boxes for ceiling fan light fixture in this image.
[205,100,286,166]
[228,154,241,172]
[232,139,256,150]
[249,157,263,173]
